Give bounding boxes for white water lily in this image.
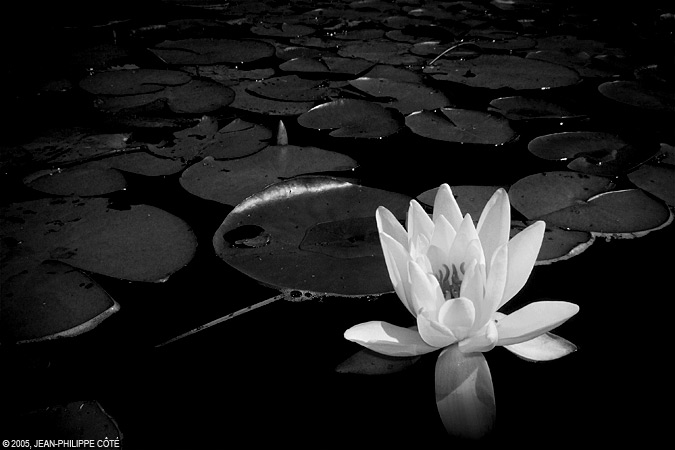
[344,184,579,439]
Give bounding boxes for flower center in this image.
[437,263,464,299]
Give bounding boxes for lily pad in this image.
[1,197,197,283]
[348,77,452,114]
[627,164,675,207]
[23,130,130,166]
[488,96,586,121]
[180,145,358,206]
[229,83,316,116]
[13,400,122,442]
[279,56,375,77]
[338,41,422,65]
[149,38,275,65]
[246,75,332,102]
[1,261,120,344]
[84,150,188,177]
[213,177,411,296]
[153,117,273,161]
[97,79,235,114]
[598,80,675,113]
[79,69,191,95]
[251,22,315,38]
[405,108,516,145]
[297,99,402,138]
[23,167,127,197]
[424,54,580,90]
[509,171,671,236]
[529,131,659,176]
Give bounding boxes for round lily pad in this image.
[23,167,127,196]
[598,80,675,113]
[180,145,358,206]
[1,197,198,283]
[509,171,671,236]
[628,163,675,207]
[297,99,402,138]
[338,41,422,65]
[529,131,659,176]
[246,75,331,102]
[149,38,275,65]
[488,96,586,121]
[348,77,452,114]
[213,176,411,296]
[424,54,580,90]
[79,69,191,95]
[405,108,516,145]
[1,260,120,344]
[229,83,316,116]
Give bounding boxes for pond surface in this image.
[2,0,674,447]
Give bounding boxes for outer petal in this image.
[435,344,496,439]
[344,321,438,356]
[496,301,579,346]
[476,188,511,270]
[379,233,414,316]
[433,184,463,230]
[409,260,445,314]
[459,320,498,353]
[417,311,457,348]
[504,332,578,362]
[498,220,545,309]
[376,206,408,250]
[407,200,434,248]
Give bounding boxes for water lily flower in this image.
[344,184,579,439]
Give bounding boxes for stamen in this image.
[436,263,463,299]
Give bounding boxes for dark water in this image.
[2,0,674,447]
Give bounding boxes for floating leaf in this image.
[246,75,332,102]
[149,38,275,65]
[180,145,358,206]
[279,56,375,76]
[79,69,191,95]
[229,83,316,116]
[509,171,671,236]
[627,164,675,207]
[13,400,122,442]
[598,80,675,113]
[529,131,659,176]
[1,261,120,344]
[23,130,130,165]
[213,177,411,296]
[1,197,197,283]
[154,118,273,161]
[488,96,586,121]
[23,167,127,196]
[84,150,187,177]
[348,77,452,114]
[424,54,580,90]
[338,41,422,65]
[405,108,516,144]
[251,22,315,38]
[297,99,402,138]
[526,50,618,78]
[97,79,235,114]
[335,348,421,375]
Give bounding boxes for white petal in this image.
[476,188,511,271]
[438,297,476,339]
[376,206,408,250]
[433,184,463,230]
[503,332,578,362]
[496,301,579,346]
[344,321,438,356]
[407,200,434,247]
[459,320,498,353]
[379,233,415,316]
[498,220,545,309]
[417,311,457,348]
[429,214,456,261]
[479,243,507,328]
[447,214,480,270]
[435,345,496,439]
[409,260,445,314]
